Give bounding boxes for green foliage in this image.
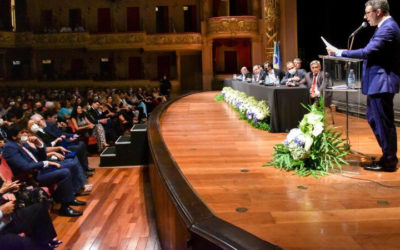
[265,98,349,177]
[214,93,224,102]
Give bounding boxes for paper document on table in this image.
[321,36,338,51]
[332,84,348,89]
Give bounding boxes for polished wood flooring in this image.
[160,91,400,249]
[53,158,161,250]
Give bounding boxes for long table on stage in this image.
[224,79,309,132]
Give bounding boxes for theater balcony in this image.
[145,33,202,51]
[1,31,202,51]
[206,16,259,39]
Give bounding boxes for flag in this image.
[273,41,281,70]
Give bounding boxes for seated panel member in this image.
[252,65,263,84]
[238,66,252,81]
[261,61,285,84]
[293,57,307,75]
[304,60,332,106]
[281,61,306,86]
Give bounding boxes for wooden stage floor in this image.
[160,91,400,249]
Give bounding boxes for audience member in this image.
[3,124,84,217]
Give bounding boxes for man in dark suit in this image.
[261,61,285,84]
[39,111,95,174]
[304,60,332,107]
[238,66,252,81]
[281,61,306,86]
[328,0,400,172]
[2,124,84,216]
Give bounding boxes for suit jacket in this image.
[260,69,285,82]
[44,122,73,139]
[3,141,46,176]
[85,107,106,125]
[238,72,252,80]
[304,71,332,106]
[342,17,400,95]
[35,130,57,147]
[281,69,306,86]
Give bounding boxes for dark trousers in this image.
[0,203,56,249]
[367,93,398,167]
[36,167,75,204]
[68,141,89,171]
[59,157,86,193]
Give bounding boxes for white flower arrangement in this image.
[218,87,271,131]
[266,99,349,177]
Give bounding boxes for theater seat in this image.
[0,156,53,196]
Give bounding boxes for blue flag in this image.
[273,41,281,70]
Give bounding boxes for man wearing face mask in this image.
[281,61,306,86]
[2,124,84,217]
[29,114,94,178]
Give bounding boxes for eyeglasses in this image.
[364,10,376,16]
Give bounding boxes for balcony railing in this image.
[0,31,202,50]
[207,16,258,38]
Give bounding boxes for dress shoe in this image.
[86,172,94,177]
[69,199,87,206]
[59,206,83,217]
[87,167,95,172]
[363,163,397,172]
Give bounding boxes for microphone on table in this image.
[350,21,368,37]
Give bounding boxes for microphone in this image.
[350,21,368,37]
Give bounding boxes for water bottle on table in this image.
[347,69,356,89]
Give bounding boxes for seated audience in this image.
[0,179,62,249]
[3,124,84,217]
[281,61,306,86]
[70,105,108,152]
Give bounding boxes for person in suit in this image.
[293,58,307,75]
[328,0,400,172]
[2,124,84,216]
[0,179,62,249]
[41,111,95,174]
[261,61,285,84]
[252,65,264,84]
[86,100,117,143]
[238,66,252,81]
[304,60,332,106]
[281,61,306,86]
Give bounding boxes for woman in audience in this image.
[58,99,73,122]
[70,105,108,151]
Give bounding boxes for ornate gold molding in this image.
[264,0,280,61]
[1,31,202,51]
[89,33,145,50]
[32,33,90,49]
[146,33,202,45]
[207,16,258,38]
[0,31,16,48]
